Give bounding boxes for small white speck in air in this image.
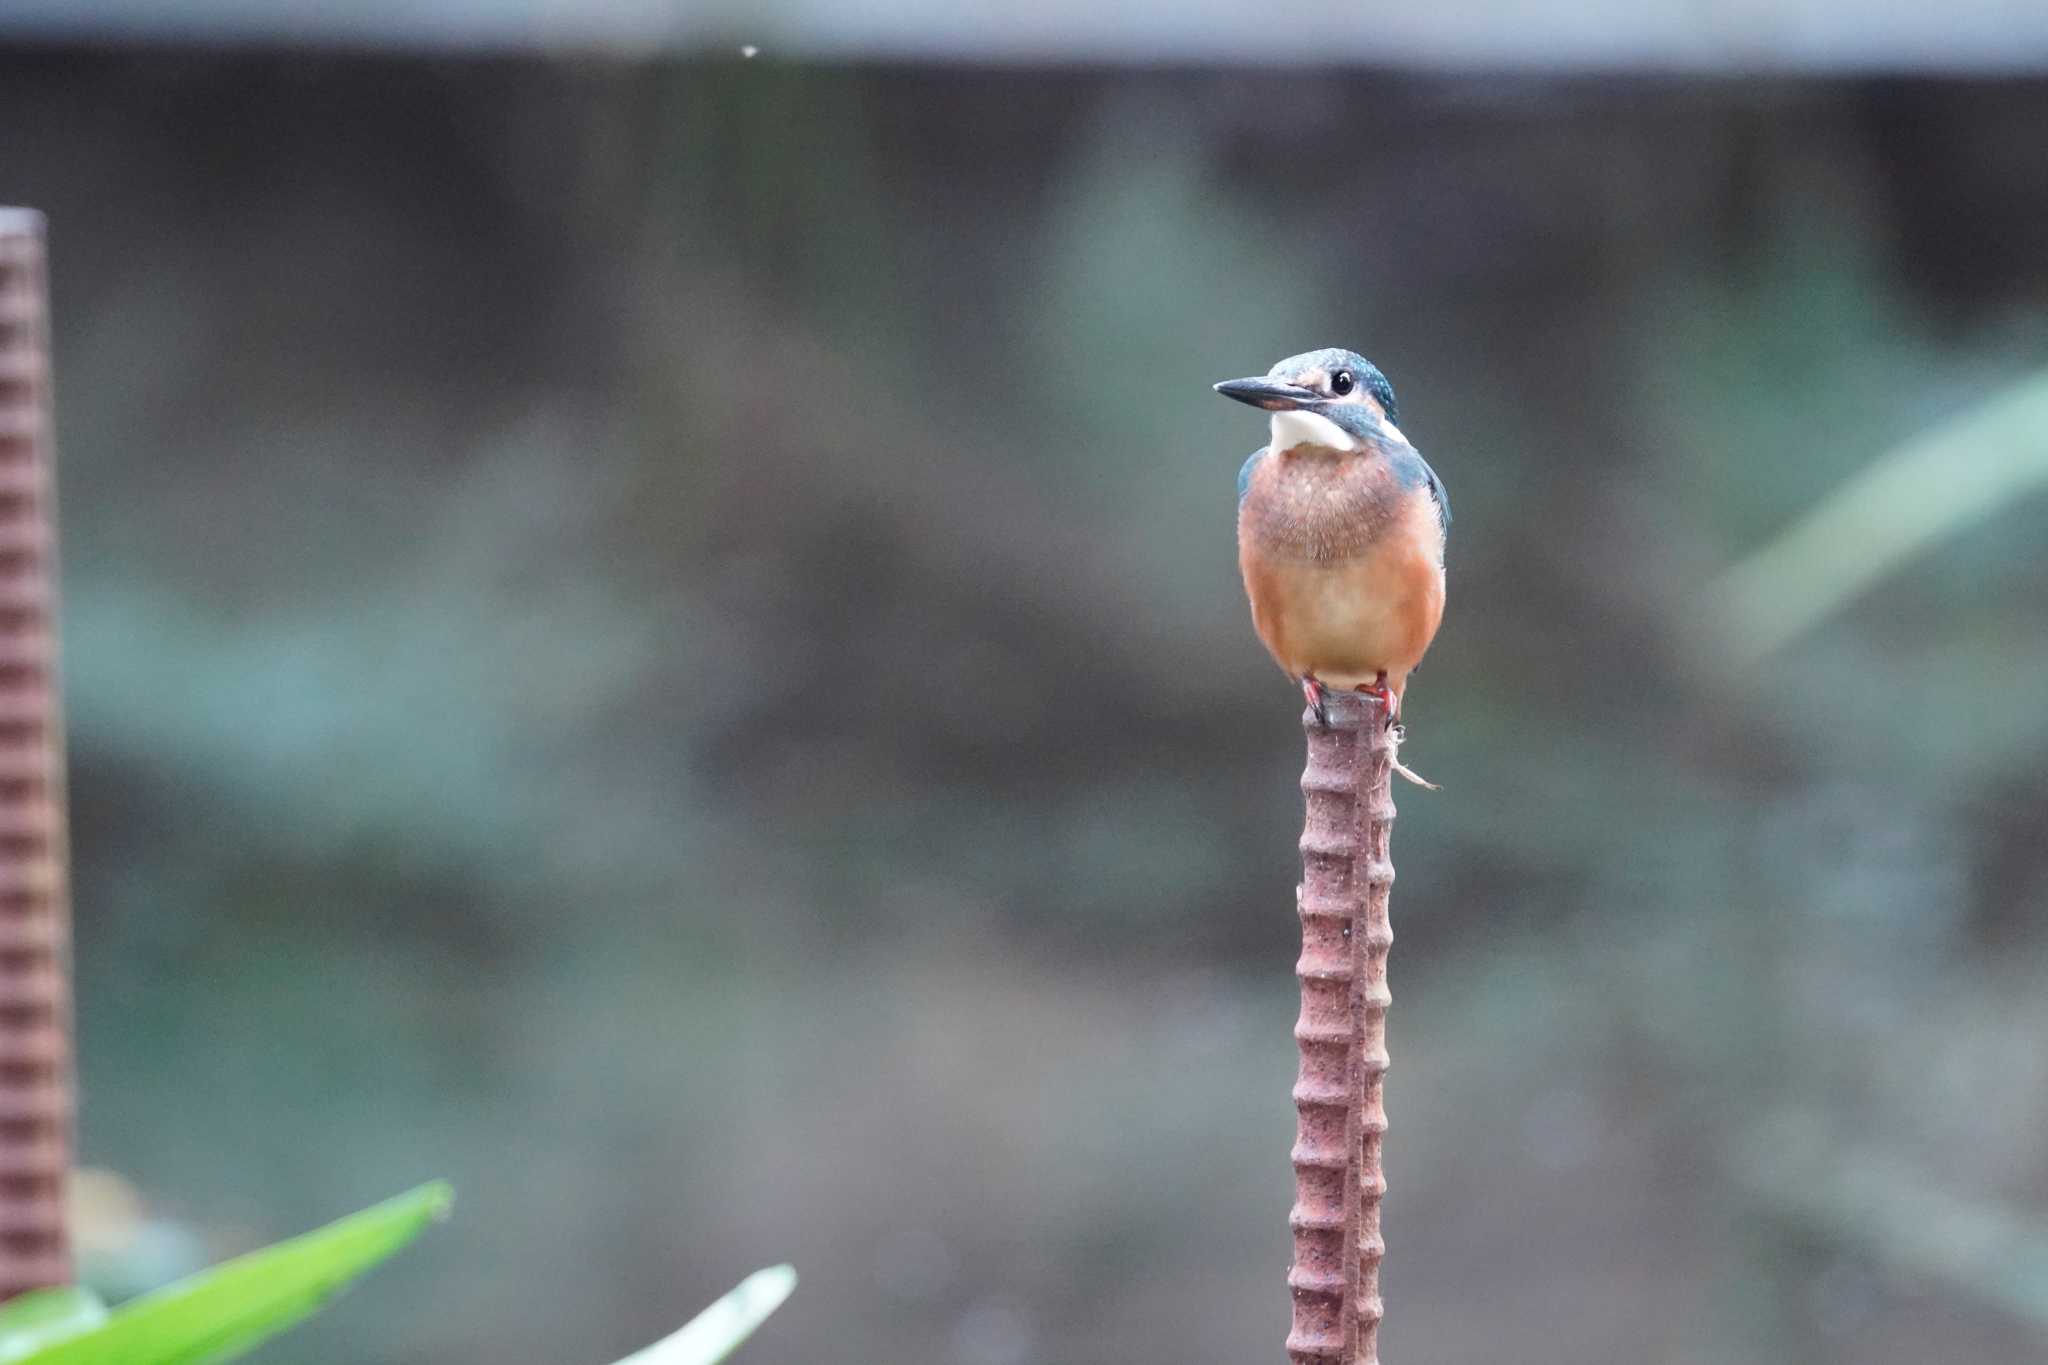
[740,44,760,58]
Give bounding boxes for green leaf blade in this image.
[24,1181,450,1365]
[1700,369,2048,664]
[0,1288,109,1361]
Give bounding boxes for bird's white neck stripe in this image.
[1269,409,1363,453]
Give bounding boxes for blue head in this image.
[1214,348,1403,452]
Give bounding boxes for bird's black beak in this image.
[1214,377,1319,411]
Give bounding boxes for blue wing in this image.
[1418,450,1451,532]
[1384,441,1451,534]
[1236,448,1268,505]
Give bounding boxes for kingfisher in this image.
[1217,348,1450,730]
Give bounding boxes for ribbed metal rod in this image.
[1287,691,1394,1365]
[0,209,73,1297]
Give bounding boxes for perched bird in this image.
[1217,348,1450,728]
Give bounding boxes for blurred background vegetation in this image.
[2,10,2047,1364]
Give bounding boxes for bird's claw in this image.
[1353,674,1400,729]
[1301,676,1329,727]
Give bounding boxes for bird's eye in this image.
[1330,371,1356,396]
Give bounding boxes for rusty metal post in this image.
[0,210,73,1296]
[1288,691,1393,1365]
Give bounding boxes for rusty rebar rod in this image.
[1288,691,1394,1365]
[0,209,73,1296]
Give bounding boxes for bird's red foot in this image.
[1301,676,1329,727]
[1353,673,1399,727]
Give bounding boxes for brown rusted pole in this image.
[0,210,73,1296]
[1288,691,1393,1365]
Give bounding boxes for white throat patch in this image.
[1269,409,1363,453]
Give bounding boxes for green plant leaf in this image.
[1701,369,2048,663]
[0,1288,109,1361]
[22,1181,451,1365]
[609,1265,796,1365]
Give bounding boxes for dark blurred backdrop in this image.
[2,30,2047,1365]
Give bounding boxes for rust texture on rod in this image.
[0,209,73,1297]
[1287,690,1394,1365]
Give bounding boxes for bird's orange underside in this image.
[1239,451,1446,695]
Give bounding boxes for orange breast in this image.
[1238,449,1445,693]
